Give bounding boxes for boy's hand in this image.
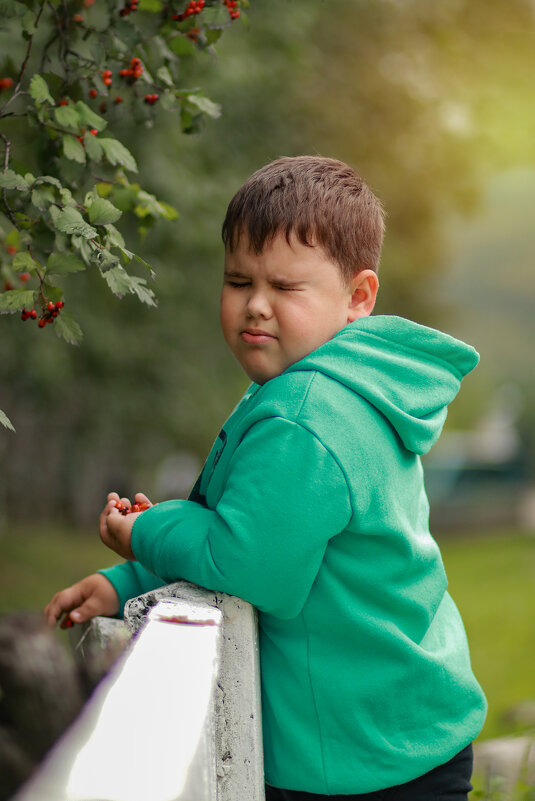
[44,573,120,628]
[99,491,153,561]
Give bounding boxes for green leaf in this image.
[0,289,36,312]
[200,4,229,26]
[22,9,36,33]
[54,311,83,345]
[59,186,76,207]
[42,283,63,302]
[0,0,26,18]
[73,101,107,132]
[0,409,15,432]
[169,36,196,57]
[0,170,29,191]
[88,197,122,226]
[47,252,85,274]
[186,93,221,118]
[99,138,138,173]
[96,182,113,198]
[31,186,55,210]
[54,104,81,131]
[12,251,38,272]
[205,28,223,46]
[53,207,98,239]
[102,265,132,296]
[158,200,179,221]
[98,249,120,271]
[157,65,174,87]
[129,276,157,306]
[105,223,126,249]
[84,132,103,161]
[34,175,62,190]
[62,135,86,164]
[30,74,54,104]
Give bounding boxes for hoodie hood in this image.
[286,315,479,455]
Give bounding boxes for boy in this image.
[45,156,487,800]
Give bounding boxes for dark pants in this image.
[265,743,473,801]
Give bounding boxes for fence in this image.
[12,581,265,801]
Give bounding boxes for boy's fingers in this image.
[107,491,120,502]
[134,492,152,505]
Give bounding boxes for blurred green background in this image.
[1,0,535,748]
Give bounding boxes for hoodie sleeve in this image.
[98,561,166,617]
[131,417,352,619]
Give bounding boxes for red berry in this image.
[38,318,47,328]
[0,77,14,91]
[4,281,13,291]
[30,309,37,319]
[89,88,98,98]
[55,300,64,310]
[114,96,123,104]
[59,98,69,106]
[73,13,84,22]
[47,301,55,311]
[99,102,107,112]
[19,272,30,283]
[131,504,141,513]
[21,309,29,321]
[115,501,124,510]
[7,245,17,255]
[90,128,98,135]
[64,617,74,628]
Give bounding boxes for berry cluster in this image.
[114,500,151,515]
[144,93,159,105]
[21,300,64,327]
[223,0,240,20]
[173,0,205,21]
[102,69,113,87]
[0,77,13,92]
[119,0,138,16]
[119,57,144,81]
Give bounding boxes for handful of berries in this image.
[114,500,151,515]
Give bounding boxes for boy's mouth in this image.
[240,328,277,344]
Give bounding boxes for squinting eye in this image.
[226,281,249,288]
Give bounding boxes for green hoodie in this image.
[101,315,487,794]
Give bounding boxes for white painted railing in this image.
[13,582,265,801]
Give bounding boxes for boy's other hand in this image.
[44,573,120,628]
[100,491,153,561]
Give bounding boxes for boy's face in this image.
[220,232,378,385]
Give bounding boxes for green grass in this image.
[440,530,535,742]
[1,523,534,747]
[0,523,122,615]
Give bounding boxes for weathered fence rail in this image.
[12,581,265,801]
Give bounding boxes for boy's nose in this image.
[246,290,272,319]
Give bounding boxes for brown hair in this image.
[222,156,385,282]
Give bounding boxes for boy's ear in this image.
[347,269,379,322]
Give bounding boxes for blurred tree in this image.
[1,0,534,525]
